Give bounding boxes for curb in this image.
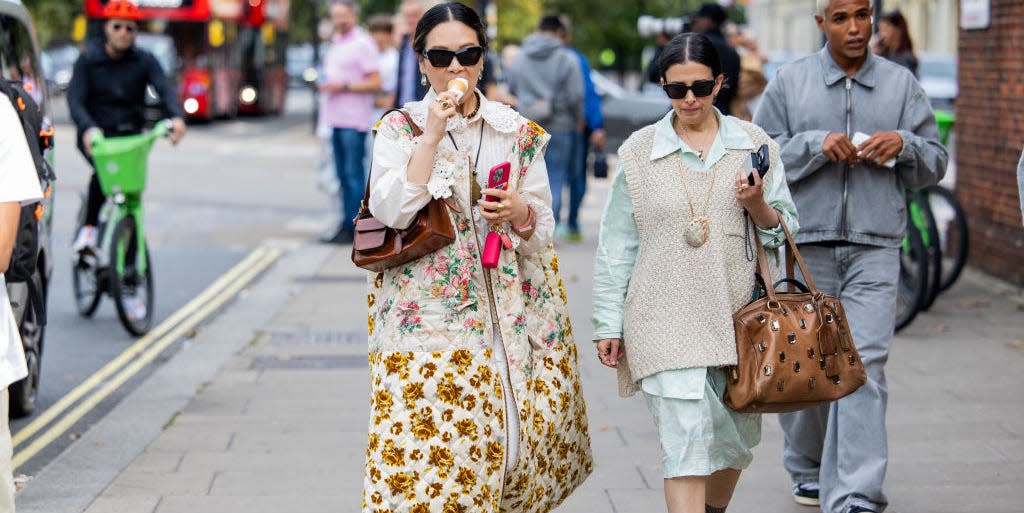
[15,240,333,513]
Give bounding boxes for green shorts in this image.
[641,367,761,478]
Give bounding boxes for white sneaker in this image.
[121,294,147,322]
[72,225,98,252]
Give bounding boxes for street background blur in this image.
[4,0,1023,511]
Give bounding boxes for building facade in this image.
[747,0,958,58]
[955,0,1024,285]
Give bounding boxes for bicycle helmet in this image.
[102,0,142,21]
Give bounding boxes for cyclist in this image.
[68,0,185,254]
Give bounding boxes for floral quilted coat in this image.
[362,104,593,513]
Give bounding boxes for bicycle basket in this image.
[92,133,158,195]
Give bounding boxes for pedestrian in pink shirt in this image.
[319,0,381,244]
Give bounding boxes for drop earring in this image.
[420,75,427,86]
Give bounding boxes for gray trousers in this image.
[779,243,899,513]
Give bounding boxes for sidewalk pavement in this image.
[16,177,1024,513]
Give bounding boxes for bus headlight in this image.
[239,86,257,105]
[183,98,200,114]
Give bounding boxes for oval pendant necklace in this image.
[680,160,718,248]
[677,118,718,247]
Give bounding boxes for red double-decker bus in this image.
[83,0,289,120]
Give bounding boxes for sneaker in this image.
[121,294,147,323]
[565,230,584,243]
[72,225,98,253]
[793,483,821,507]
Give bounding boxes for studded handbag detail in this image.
[724,219,867,413]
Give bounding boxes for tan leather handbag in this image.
[724,220,867,413]
[351,110,456,272]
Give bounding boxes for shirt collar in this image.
[407,89,519,134]
[649,108,755,161]
[817,45,877,88]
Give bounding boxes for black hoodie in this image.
[67,39,183,154]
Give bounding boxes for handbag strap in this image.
[752,216,822,302]
[777,220,820,293]
[359,109,422,217]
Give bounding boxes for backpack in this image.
[1,79,55,324]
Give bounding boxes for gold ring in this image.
[735,184,750,192]
[440,101,451,110]
[496,203,504,211]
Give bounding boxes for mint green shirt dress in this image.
[592,110,799,477]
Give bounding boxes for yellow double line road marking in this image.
[12,245,283,469]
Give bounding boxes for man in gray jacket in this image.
[506,15,583,237]
[752,1,947,512]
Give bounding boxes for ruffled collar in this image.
[405,88,520,134]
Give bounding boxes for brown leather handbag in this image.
[351,110,456,272]
[724,220,867,413]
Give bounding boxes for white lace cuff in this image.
[428,157,457,199]
[507,230,523,250]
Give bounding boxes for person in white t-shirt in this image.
[0,94,45,511]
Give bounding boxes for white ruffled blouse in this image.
[368,89,555,255]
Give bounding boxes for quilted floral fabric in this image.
[362,110,592,513]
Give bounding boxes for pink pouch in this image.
[482,231,502,269]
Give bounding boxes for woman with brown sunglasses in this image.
[360,3,592,512]
[592,32,798,513]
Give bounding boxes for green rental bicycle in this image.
[72,120,171,336]
[895,109,969,332]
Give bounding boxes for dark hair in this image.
[412,2,488,54]
[367,15,394,34]
[658,32,722,82]
[880,10,914,53]
[538,15,566,33]
[693,3,727,27]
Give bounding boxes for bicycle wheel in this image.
[925,185,969,291]
[109,215,155,336]
[896,214,929,332]
[909,191,943,311]
[72,251,102,317]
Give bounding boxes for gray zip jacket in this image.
[753,47,948,247]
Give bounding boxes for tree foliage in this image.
[23,0,80,47]
[538,0,708,71]
[290,0,399,43]
[22,0,743,70]
[495,0,542,50]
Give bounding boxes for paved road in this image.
[11,89,332,475]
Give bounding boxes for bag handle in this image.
[752,215,822,303]
[358,109,422,218]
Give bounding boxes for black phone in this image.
[748,143,770,185]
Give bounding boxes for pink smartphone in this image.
[484,161,511,203]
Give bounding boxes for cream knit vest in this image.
[615,119,779,397]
